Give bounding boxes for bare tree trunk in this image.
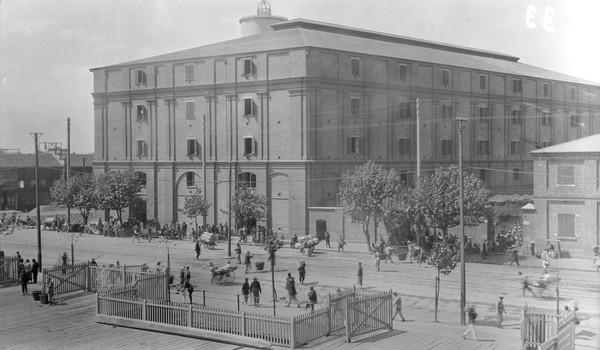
[434,271,440,322]
[362,222,372,251]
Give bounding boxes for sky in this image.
[1,0,599,154]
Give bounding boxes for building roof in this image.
[93,19,599,86]
[66,153,94,168]
[531,133,600,154]
[0,153,62,169]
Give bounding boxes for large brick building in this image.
[91,3,600,235]
[523,133,600,257]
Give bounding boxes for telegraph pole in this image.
[202,114,207,228]
[415,97,421,248]
[227,161,233,258]
[457,117,468,325]
[67,118,73,264]
[31,133,43,270]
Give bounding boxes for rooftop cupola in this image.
[239,0,288,37]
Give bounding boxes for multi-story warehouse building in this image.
[91,3,600,235]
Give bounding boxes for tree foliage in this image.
[96,171,144,223]
[179,190,211,231]
[50,173,99,224]
[420,165,489,237]
[339,161,403,250]
[231,185,267,229]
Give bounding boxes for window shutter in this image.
[398,65,407,81]
[406,138,411,155]
[185,64,194,80]
[137,105,145,121]
[186,101,195,118]
[244,59,252,75]
[347,137,351,154]
[406,102,412,119]
[479,75,486,90]
[244,98,253,116]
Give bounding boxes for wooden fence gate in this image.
[521,305,575,350]
[0,255,19,284]
[345,290,393,343]
[43,262,89,295]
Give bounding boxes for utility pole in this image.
[415,97,421,248]
[67,118,73,265]
[457,117,468,325]
[202,114,207,228]
[31,133,43,270]
[227,161,233,258]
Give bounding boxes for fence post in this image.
[290,316,296,349]
[345,299,351,343]
[241,311,246,337]
[121,265,126,287]
[188,304,193,327]
[95,293,99,315]
[237,294,240,311]
[326,293,332,336]
[142,299,147,321]
[203,290,206,306]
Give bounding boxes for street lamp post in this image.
[457,116,468,325]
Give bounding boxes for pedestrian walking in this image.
[337,236,346,253]
[324,231,331,248]
[496,295,505,328]
[241,278,250,305]
[374,251,381,271]
[285,273,301,307]
[61,252,68,274]
[357,262,363,288]
[298,261,306,284]
[305,286,317,311]
[47,277,55,304]
[481,240,488,258]
[510,246,520,266]
[235,243,242,264]
[131,226,142,243]
[31,259,39,284]
[19,268,29,295]
[392,292,406,321]
[195,240,201,259]
[184,280,194,304]
[518,271,536,297]
[529,240,536,256]
[462,305,478,341]
[250,277,261,307]
[407,241,415,263]
[244,251,254,274]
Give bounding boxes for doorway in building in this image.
[316,219,327,240]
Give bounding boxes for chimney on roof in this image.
[239,0,287,37]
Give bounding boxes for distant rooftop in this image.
[531,133,600,154]
[0,153,62,168]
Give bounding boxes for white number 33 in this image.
[526,5,555,33]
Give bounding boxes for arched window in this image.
[238,172,256,188]
[513,168,520,181]
[134,172,147,186]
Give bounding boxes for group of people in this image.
[15,251,40,295]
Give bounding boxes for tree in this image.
[96,171,144,223]
[179,190,211,234]
[261,234,284,315]
[50,174,99,225]
[429,240,459,322]
[230,185,267,230]
[420,165,489,238]
[338,161,402,250]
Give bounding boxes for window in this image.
[398,138,410,155]
[136,140,146,156]
[186,138,197,156]
[243,136,255,155]
[398,101,411,119]
[479,106,490,121]
[242,58,254,75]
[541,111,552,126]
[350,97,360,116]
[479,75,487,90]
[513,168,521,181]
[557,214,575,237]
[398,64,408,81]
[243,98,254,116]
[511,109,521,124]
[442,104,453,119]
[135,172,147,186]
[185,64,195,81]
[478,140,489,155]
[441,139,452,156]
[350,58,360,75]
[238,172,257,188]
[557,166,575,185]
[512,78,522,94]
[543,82,550,97]
[442,69,450,86]
[134,69,145,85]
[510,140,521,155]
[186,172,195,187]
[136,105,146,121]
[570,113,580,127]
[570,86,577,100]
[186,101,195,119]
[348,135,362,154]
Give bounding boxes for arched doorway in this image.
[316,219,327,239]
